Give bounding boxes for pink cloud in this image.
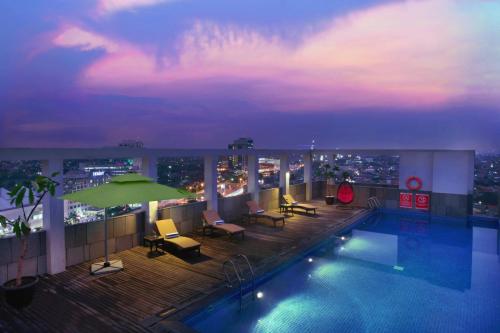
[52,0,500,111]
[53,26,120,52]
[97,0,174,15]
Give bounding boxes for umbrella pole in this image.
[90,207,123,274]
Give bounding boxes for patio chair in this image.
[245,200,286,227]
[337,181,355,209]
[202,210,245,239]
[282,194,317,215]
[155,219,201,255]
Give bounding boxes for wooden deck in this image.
[0,201,366,333]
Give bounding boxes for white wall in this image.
[399,152,434,191]
[399,151,474,195]
[432,151,475,195]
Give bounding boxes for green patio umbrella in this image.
[61,173,190,275]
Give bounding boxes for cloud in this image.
[52,0,500,111]
[97,0,174,15]
[53,26,120,52]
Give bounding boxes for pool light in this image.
[341,236,346,241]
[256,291,264,299]
[308,257,314,263]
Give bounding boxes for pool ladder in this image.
[367,196,382,209]
[222,254,255,310]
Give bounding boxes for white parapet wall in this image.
[398,150,475,218]
[399,150,474,195]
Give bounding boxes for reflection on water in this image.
[339,213,499,292]
[191,213,500,333]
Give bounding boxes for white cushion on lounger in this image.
[292,201,298,205]
[256,209,264,214]
[165,232,179,239]
[214,220,224,225]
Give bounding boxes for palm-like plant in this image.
[317,163,340,196]
[0,173,59,287]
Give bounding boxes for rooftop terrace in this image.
[0,201,364,332]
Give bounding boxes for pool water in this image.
[188,212,500,333]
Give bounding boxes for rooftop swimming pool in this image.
[187,212,500,333]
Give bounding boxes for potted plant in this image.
[317,163,339,205]
[341,171,351,182]
[0,173,59,309]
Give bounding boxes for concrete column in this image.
[279,154,289,195]
[204,155,218,211]
[42,159,65,274]
[304,152,313,201]
[247,154,260,202]
[141,155,158,234]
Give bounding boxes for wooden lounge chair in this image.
[155,219,201,256]
[202,210,245,239]
[245,201,285,227]
[282,194,317,215]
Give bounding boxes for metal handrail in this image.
[222,254,256,310]
[367,196,382,209]
[222,259,241,288]
[235,254,255,300]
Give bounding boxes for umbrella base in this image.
[90,260,124,275]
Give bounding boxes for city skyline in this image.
[1,0,499,150]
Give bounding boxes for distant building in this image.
[119,140,144,148]
[228,137,254,168]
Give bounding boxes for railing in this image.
[222,254,255,310]
[367,196,382,209]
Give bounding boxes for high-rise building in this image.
[228,137,254,168]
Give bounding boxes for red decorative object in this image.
[400,192,413,208]
[405,176,423,191]
[337,181,354,204]
[415,193,430,210]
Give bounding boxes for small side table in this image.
[143,235,164,253]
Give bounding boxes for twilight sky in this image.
[1,0,499,150]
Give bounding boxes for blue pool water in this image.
[188,212,500,333]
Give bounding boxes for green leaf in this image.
[21,221,31,236]
[10,184,23,196]
[36,176,47,191]
[51,171,60,177]
[49,184,55,196]
[31,180,40,192]
[12,221,22,238]
[15,188,27,207]
[28,188,35,205]
[0,215,7,228]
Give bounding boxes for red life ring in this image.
[406,176,423,191]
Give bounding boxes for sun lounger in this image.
[202,210,245,239]
[245,201,285,227]
[282,194,317,215]
[155,219,201,255]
